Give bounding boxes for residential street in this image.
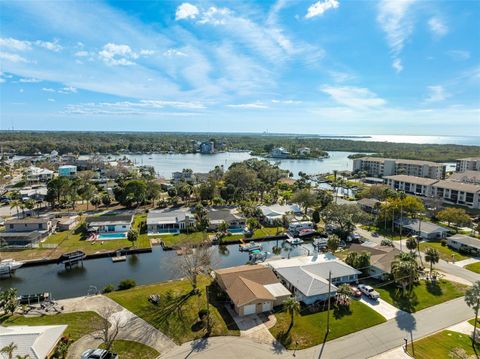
[160,297,473,359]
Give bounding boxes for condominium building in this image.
[352,157,445,179]
[384,174,480,209]
[456,157,480,172]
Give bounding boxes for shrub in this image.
[118,279,136,290]
[441,239,447,247]
[102,284,115,293]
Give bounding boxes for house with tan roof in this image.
[350,244,402,279]
[215,265,290,316]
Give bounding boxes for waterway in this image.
[2,240,317,299]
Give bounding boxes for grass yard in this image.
[419,240,470,262]
[374,279,467,313]
[465,262,480,274]
[107,276,239,344]
[1,311,103,342]
[160,231,208,248]
[99,340,159,359]
[269,300,386,349]
[406,330,480,359]
[220,227,284,243]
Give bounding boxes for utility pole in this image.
[326,270,332,333]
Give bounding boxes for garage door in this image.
[262,302,272,312]
[243,304,256,315]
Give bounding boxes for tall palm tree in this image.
[406,237,417,253]
[391,254,418,296]
[1,342,17,359]
[9,200,20,217]
[425,247,440,276]
[283,297,300,332]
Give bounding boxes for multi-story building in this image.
[456,157,480,172]
[199,141,215,154]
[383,174,480,209]
[271,147,290,158]
[58,165,77,177]
[353,157,445,179]
[25,166,54,183]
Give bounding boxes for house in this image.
[447,234,480,255]
[85,214,133,235]
[5,217,53,232]
[271,147,290,159]
[456,157,480,172]
[57,216,80,231]
[172,170,195,183]
[58,165,77,177]
[25,166,54,183]
[0,231,47,248]
[206,209,245,232]
[0,325,67,359]
[267,255,360,305]
[215,265,291,316]
[395,218,450,240]
[147,209,196,235]
[357,198,381,214]
[258,204,303,225]
[19,186,48,202]
[349,244,402,279]
[199,141,215,154]
[298,147,311,156]
[353,157,445,179]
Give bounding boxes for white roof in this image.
[258,204,302,217]
[264,282,291,297]
[0,325,67,359]
[265,253,337,270]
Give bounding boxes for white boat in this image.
[0,259,24,273]
[239,242,263,252]
[286,238,304,245]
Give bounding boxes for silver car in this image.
[81,349,119,359]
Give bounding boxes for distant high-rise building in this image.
[352,157,445,179]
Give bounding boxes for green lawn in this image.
[465,262,480,274]
[107,276,239,344]
[419,240,470,262]
[160,231,208,248]
[406,330,480,359]
[269,300,386,349]
[1,311,103,341]
[99,340,159,359]
[221,227,284,243]
[469,318,478,326]
[374,279,467,313]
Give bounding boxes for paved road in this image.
[160,297,473,359]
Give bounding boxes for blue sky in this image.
[0,0,479,135]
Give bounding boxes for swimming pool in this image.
[98,233,127,240]
[227,228,245,234]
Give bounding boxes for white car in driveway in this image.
[358,284,380,300]
[81,349,119,359]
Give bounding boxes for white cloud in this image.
[48,98,55,102]
[377,0,416,72]
[42,87,56,92]
[19,77,41,83]
[271,99,302,104]
[0,37,31,51]
[425,85,449,103]
[64,100,205,115]
[139,49,155,56]
[0,52,29,63]
[227,102,269,109]
[392,58,403,73]
[35,40,62,52]
[428,17,448,37]
[175,3,199,20]
[329,70,355,83]
[305,0,339,19]
[74,50,90,57]
[448,50,470,61]
[59,86,77,94]
[321,85,386,108]
[99,43,138,66]
[163,49,187,57]
[197,7,231,25]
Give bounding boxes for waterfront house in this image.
[258,204,303,225]
[0,325,67,359]
[206,209,245,232]
[447,234,480,255]
[215,265,291,316]
[395,218,450,240]
[25,166,54,183]
[199,141,215,154]
[271,147,290,159]
[5,217,53,232]
[58,165,77,177]
[57,216,80,231]
[349,244,402,279]
[85,214,133,236]
[147,209,196,235]
[0,217,54,247]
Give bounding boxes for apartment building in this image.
[384,175,480,209]
[456,157,480,172]
[352,157,445,179]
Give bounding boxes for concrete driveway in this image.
[225,306,278,345]
[358,296,406,321]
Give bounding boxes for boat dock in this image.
[58,251,86,268]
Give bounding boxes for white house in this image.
[447,234,480,256]
[258,204,303,225]
[271,147,290,158]
[25,166,54,183]
[147,209,196,235]
[85,214,133,235]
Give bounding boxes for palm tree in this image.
[391,254,418,296]
[283,297,300,332]
[406,237,417,253]
[9,200,20,216]
[424,247,440,276]
[1,342,17,359]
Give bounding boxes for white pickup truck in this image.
[358,284,380,300]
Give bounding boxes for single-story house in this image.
[147,209,195,235]
[206,209,245,232]
[0,325,67,359]
[215,265,291,316]
[4,217,54,233]
[349,244,402,279]
[258,204,303,225]
[357,198,381,214]
[0,231,47,248]
[395,218,450,240]
[57,216,80,231]
[269,257,360,305]
[19,186,48,202]
[85,214,133,235]
[447,234,480,255]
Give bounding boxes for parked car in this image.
[81,349,119,359]
[349,285,362,298]
[372,232,380,238]
[358,284,380,300]
[347,233,364,243]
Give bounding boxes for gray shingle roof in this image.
[448,234,480,250]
